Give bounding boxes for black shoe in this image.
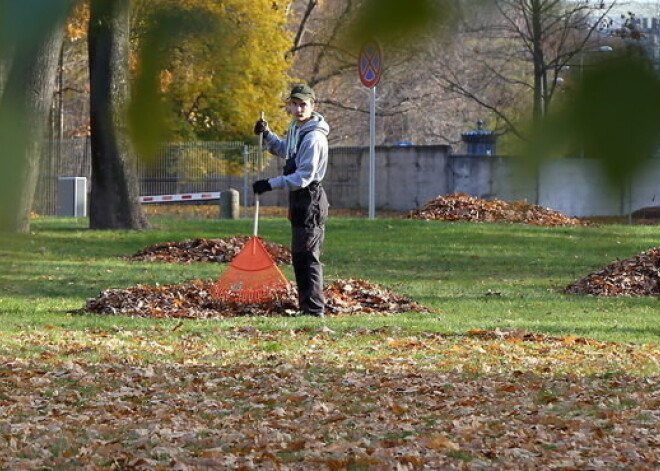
[284,310,324,318]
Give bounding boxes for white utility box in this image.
[57,177,87,217]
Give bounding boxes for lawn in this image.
[1,215,659,469]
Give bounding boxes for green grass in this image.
[1,215,660,347]
[2,215,659,469]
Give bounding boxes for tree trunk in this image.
[530,0,545,124]
[0,3,68,234]
[88,0,149,230]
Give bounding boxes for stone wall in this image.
[258,145,660,217]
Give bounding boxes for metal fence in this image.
[35,138,274,216]
[36,138,92,216]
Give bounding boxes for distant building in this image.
[596,2,660,67]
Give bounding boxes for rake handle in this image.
[258,111,265,169]
[254,195,259,237]
[255,111,265,238]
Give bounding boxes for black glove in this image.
[283,158,297,176]
[253,119,270,136]
[253,179,272,194]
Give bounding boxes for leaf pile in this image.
[564,247,660,296]
[127,236,291,265]
[407,193,587,226]
[79,278,430,318]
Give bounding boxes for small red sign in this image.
[358,40,382,88]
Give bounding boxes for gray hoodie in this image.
[264,112,329,191]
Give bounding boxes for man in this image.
[252,84,330,317]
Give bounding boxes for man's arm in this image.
[264,132,288,158]
[269,133,325,191]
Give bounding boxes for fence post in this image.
[219,188,240,219]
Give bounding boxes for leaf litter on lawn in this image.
[11,200,657,467]
[5,300,660,469]
[76,278,430,318]
[1,342,659,470]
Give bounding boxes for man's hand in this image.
[253,119,270,136]
[253,179,272,195]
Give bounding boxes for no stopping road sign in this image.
[358,40,382,88]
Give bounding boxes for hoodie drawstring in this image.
[285,122,300,159]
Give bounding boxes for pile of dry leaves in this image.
[79,278,429,318]
[564,247,660,296]
[127,236,291,265]
[407,193,587,226]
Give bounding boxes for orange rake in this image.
[210,194,290,303]
[212,114,290,303]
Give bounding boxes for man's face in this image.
[287,97,314,124]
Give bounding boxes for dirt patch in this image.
[77,278,430,318]
[407,193,588,226]
[564,247,660,296]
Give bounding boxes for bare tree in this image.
[430,0,618,141]
[88,0,148,229]
[286,0,621,147]
[285,0,517,147]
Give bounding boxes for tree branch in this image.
[287,0,318,58]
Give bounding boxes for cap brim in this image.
[290,93,314,100]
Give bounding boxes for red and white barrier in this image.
[139,192,222,204]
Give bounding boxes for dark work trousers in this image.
[289,182,328,314]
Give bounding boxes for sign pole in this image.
[358,39,382,220]
[369,85,376,219]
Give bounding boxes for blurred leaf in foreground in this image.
[348,0,441,43]
[538,53,660,184]
[574,54,660,181]
[0,0,73,233]
[128,5,216,161]
[347,0,466,47]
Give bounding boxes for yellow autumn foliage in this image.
[134,0,294,142]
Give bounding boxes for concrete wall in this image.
[257,145,660,218]
[258,145,454,211]
[538,159,621,217]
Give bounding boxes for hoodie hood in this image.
[298,112,330,137]
[283,112,329,159]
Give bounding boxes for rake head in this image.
[210,236,290,304]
